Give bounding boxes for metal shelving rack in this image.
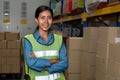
[50,0,120,27]
[89,3,120,17]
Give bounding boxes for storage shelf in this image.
[62,14,81,22]
[53,3,120,23]
[53,14,82,23]
[88,3,120,17]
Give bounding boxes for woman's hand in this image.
[29,53,36,58]
[44,67,48,71]
[50,59,60,64]
[44,59,60,71]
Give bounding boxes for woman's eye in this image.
[48,16,52,19]
[40,17,45,19]
[39,16,52,20]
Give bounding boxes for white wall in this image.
[0,0,49,37]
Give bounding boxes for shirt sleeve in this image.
[23,38,51,71]
[48,43,68,73]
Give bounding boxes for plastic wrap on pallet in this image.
[71,0,84,15]
[72,0,84,10]
[51,1,62,17]
[55,1,61,16]
[51,2,56,17]
[63,0,72,14]
[108,0,120,5]
[85,0,107,14]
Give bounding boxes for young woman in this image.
[22,5,68,80]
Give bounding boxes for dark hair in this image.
[35,5,53,30]
[35,5,53,19]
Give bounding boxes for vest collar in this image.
[33,30,54,45]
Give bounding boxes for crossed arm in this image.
[29,52,60,71]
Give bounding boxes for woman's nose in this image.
[45,18,49,22]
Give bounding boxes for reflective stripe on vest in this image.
[35,73,60,80]
[34,50,59,58]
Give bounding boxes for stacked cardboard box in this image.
[66,37,83,80]
[80,27,98,80]
[96,27,119,80]
[0,32,5,73]
[0,32,21,73]
[107,43,120,80]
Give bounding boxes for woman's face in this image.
[35,10,53,31]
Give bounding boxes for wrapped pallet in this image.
[72,0,84,15]
[85,0,107,13]
[50,0,62,16]
[50,2,56,17]
[63,0,72,14]
[55,1,61,16]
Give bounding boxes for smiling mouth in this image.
[43,25,50,28]
[43,24,49,27]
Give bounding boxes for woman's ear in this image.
[35,18,38,24]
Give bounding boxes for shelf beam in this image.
[88,3,120,17]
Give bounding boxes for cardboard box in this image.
[7,57,20,65]
[107,60,120,79]
[0,57,6,64]
[0,40,6,48]
[7,40,21,48]
[96,42,109,59]
[81,51,96,66]
[0,64,1,73]
[0,49,2,56]
[11,49,21,57]
[0,32,5,40]
[67,50,81,73]
[82,39,97,52]
[81,64,95,79]
[96,70,107,80]
[11,64,21,73]
[1,64,11,73]
[5,32,20,40]
[81,76,96,80]
[106,75,115,80]
[98,27,119,43]
[0,56,1,64]
[83,27,98,40]
[1,48,21,57]
[0,49,11,57]
[95,56,108,74]
[67,73,81,80]
[66,37,83,50]
[109,43,120,62]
